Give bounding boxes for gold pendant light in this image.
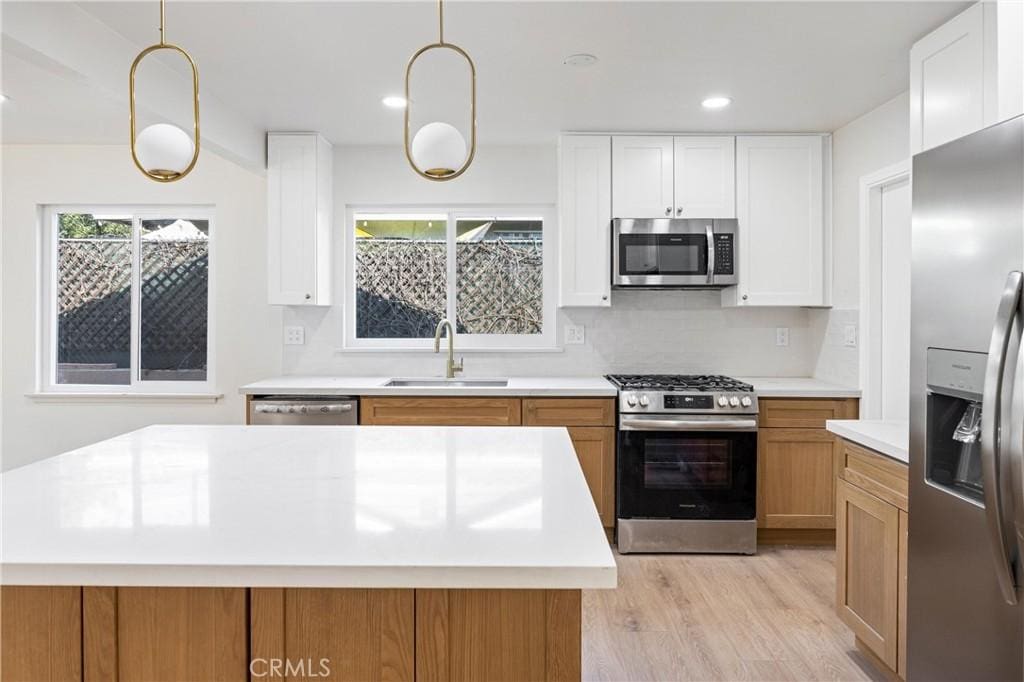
[129,0,200,182]
[404,0,477,181]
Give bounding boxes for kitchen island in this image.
[0,425,615,681]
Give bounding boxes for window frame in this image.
[38,204,216,395]
[343,205,558,351]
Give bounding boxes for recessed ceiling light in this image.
[564,53,598,68]
[381,96,407,109]
[0,94,8,102]
[701,96,732,110]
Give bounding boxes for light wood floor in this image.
[582,546,887,682]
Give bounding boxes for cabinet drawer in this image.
[359,398,522,426]
[523,398,615,427]
[759,398,858,429]
[839,440,908,512]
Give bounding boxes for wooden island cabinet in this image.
[756,398,859,544]
[1,425,615,682]
[834,438,909,680]
[2,586,581,682]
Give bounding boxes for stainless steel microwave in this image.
[612,218,738,288]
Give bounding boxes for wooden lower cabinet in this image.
[357,396,616,529]
[360,398,522,426]
[756,398,858,538]
[835,437,909,679]
[3,587,581,682]
[88,587,248,682]
[251,588,414,681]
[836,479,900,668]
[898,510,909,680]
[564,427,615,527]
[415,589,580,682]
[0,586,82,682]
[757,427,840,529]
[522,398,614,428]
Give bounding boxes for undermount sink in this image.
[385,378,509,388]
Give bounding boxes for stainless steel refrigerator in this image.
[909,113,1024,680]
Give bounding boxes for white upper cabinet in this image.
[612,135,736,218]
[910,2,1024,154]
[673,136,736,218]
[559,135,612,307]
[267,132,333,306]
[612,136,674,218]
[724,135,827,307]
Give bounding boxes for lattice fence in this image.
[57,239,208,369]
[356,239,543,338]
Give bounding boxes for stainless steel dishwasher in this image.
[248,396,359,425]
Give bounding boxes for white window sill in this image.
[26,392,223,404]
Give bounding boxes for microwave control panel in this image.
[715,234,734,275]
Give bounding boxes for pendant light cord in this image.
[159,0,166,45]
[438,0,444,45]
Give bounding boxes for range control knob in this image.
[729,396,740,407]
[626,393,638,407]
[740,396,753,408]
[639,395,650,407]
[717,396,729,407]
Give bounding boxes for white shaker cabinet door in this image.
[267,133,333,306]
[611,135,674,219]
[558,135,612,307]
[673,136,736,218]
[729,135,825,307]
[910,2,986,154]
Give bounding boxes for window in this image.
[41,206,213,393]
[346,207,555,350]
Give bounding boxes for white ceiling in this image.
[3,1,967,146]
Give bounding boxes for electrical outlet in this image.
[843,324,858,348]
[775,327,790,347]
[284,325,305,345]
[564,324,585,345]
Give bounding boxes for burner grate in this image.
[605,374,754,392]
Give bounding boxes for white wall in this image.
[282,144,816,378]
[812,92,910,386]
[1,145,280,470]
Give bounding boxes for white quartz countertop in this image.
[738,377,861,398]
[826,419,909,464]
[239,376,617,397]
[240,375,856,399]
[0,425,617,589]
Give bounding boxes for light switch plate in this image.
[843,324,858,348]
[775,327,790,347]
[564,324,585,345]
[284,325,305,345]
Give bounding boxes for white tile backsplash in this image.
[282,290,815,377]
[810,308,859,387]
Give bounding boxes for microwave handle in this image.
[706,224,716,285]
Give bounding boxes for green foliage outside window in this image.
[58,213,131,239]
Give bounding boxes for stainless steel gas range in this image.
[605,374,758,555]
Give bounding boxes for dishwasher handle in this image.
[253,402,354,415]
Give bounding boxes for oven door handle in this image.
[619,418,758,432]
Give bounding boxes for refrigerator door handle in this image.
[1010,337,1024,552]
[981,270,1023,605]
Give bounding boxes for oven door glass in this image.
[617,429,756,520]
[618,233,708,277]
